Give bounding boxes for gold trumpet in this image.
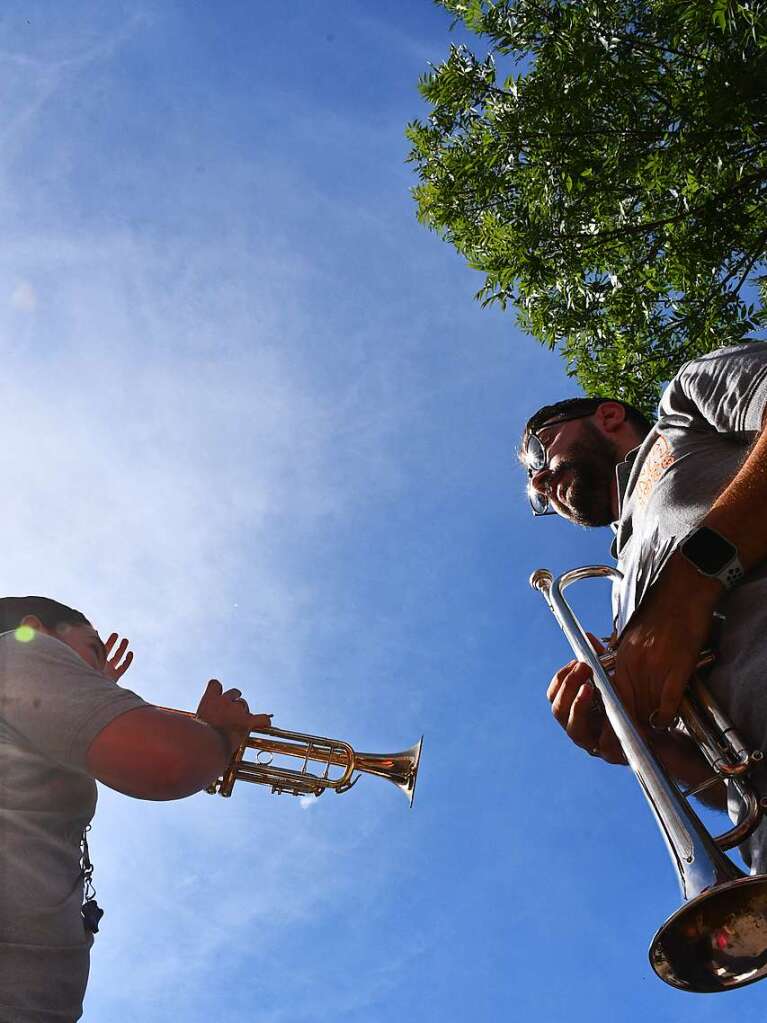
[210,724,423,806]
[531,565,767,993]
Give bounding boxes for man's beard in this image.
[552,422,618,527]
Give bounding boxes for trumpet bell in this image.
[355,736,424,807]
[651,875,767,992]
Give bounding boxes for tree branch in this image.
[730,228,767,297]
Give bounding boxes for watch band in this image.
[679,526,744,591]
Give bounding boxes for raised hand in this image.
[103,633,134,682]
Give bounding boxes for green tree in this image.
[407,0,767,411]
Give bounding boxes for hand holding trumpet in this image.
[546,633,628,764]
[196,679,272,754]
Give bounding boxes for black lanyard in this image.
[80,826,104,935]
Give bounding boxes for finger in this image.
[110,638,129,664]
[224,690,249,713]
[564,683,601,749]
[205,679,223,695]
[546,659,579,702]
[550,662,593,722]
[655,673,688,730]
[114,651,133,678]
[546,659,589,703]
[104,633,118,656]
[549,661,590,711]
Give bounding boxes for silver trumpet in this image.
[531,565,767,993]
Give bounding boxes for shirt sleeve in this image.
[658,342,767,435]
[0,630,149,771]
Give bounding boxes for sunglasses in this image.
[524,409,597,516]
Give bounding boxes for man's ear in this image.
[19,615,45,632]
[595,401,627,434]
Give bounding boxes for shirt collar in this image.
[609,446,641,555]
[616,448,640,513]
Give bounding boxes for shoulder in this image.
[665,342,767,390]
[657,342,767,432]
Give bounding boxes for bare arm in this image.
[706,410,767,570]
[86,680,272,801]
[614,412,767,728]
[86,706,232,800]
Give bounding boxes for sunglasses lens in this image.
[528,482,549,515]
[526,435,546,471]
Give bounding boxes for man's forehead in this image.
[539,414,574,432]
[531,417,570,445]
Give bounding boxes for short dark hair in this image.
[520,396,654,462]
[0,597,90,635]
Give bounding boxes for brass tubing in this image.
[241,730,357,789]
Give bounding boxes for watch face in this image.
[681,527,736,575]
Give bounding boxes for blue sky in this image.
[0,2,764,1020]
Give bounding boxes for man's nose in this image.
[529,467,552,494]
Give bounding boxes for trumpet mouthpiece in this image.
[529,569,553,592]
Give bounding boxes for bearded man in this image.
[521,341,767,873]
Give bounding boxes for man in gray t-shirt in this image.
[520,342,767,871]
[0,595,271,1022]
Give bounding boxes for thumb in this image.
[249,713,273,731]
[198,680,222,709]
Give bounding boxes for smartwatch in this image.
[679,526,744,590]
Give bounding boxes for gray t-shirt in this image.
[0,630,147,1021]
[612,341,767,871]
